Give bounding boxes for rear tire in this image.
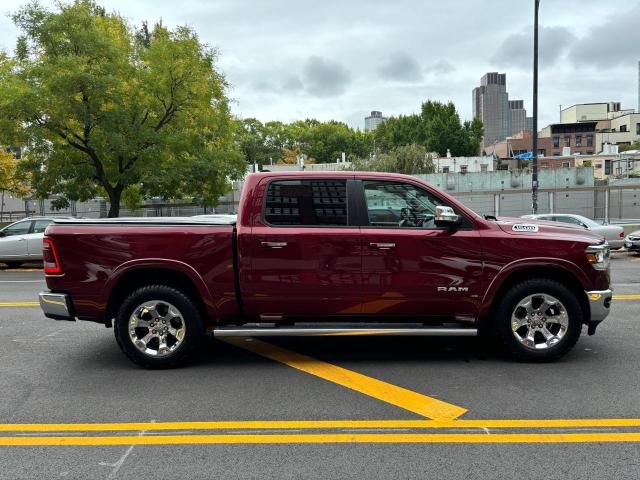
[114,285,204,368]
[492,279,583,362]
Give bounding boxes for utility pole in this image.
[531,0,540,214]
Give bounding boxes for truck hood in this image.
[494,216,605,244]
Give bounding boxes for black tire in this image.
[492,279,583,362]
[4,261,22,269]
[114,285,204,369]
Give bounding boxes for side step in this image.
[212,324,477,337]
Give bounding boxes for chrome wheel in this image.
[128,300,186,357]
[510,293,569,350]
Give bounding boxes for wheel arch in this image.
[105,263,213,326]
[478,261,590,328]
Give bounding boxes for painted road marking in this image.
[3,432,640,446]
[0,302,39,307]
[2,294,639,308]
[4,418,640,432]
[221,338,468,421]
[0,280,44,283]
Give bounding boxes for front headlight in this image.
[585,244,610,270]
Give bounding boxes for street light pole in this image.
[532,0,540,214]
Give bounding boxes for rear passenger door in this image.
[26,219,53,259]
[242,177,363,319]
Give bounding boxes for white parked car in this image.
[624,230,640,253]
[0,217,59,267]
[521,214,625,249]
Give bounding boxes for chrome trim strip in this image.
[213,327,478,337]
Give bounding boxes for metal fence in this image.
[2,181,640,225]
[451,185,640,224]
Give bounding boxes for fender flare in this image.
[100,259,216,319]
[478,258,590,322]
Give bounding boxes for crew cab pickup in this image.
[39,172,613,368]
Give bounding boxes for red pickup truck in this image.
[39,171,612,368]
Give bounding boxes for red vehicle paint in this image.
[40,172,613,366]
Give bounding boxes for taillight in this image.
[620,231,625,238]
[43,237,62,274]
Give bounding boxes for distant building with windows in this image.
[364,111,386,131]
[557,103,640,153]
[472,73,533,150]
[433,156,495,174]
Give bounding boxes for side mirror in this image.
[434,206,461,228]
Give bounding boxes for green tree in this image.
[0,150,30,196]
[235,118,273,167]
[619,141,640,153]
[350,144,435,174]
[0,0,244,217]
[371,101,484,157]
[374,114,424,152]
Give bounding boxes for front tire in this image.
[493,279,583,362]
[114,285,204,368]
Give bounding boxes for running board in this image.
[212,327,478,337]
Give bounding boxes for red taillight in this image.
[43,237,62,274]
[620,231,625,238]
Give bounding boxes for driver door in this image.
[358,179,484,322]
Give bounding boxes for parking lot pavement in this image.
[0,259,639,479]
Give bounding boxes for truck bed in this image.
[44,218,238,324]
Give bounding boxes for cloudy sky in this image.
[1,0,639,130]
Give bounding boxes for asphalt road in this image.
[0,254,639,479]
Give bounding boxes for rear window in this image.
[264,179,348,226]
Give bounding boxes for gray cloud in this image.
[427,60,455,75]
[1,0,635,130]
[377,52,422,82]
[282,75,304,92]
[569,5,640,67]
[302,56,351,97]
[491,26,576,68]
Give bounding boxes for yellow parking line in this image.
[0,302,39,307]
[222,338,467,421]
[2,432,640,446]
[613,294,640,300]
[3,418,640,432]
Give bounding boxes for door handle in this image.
[261,241,288,249]
[369,242,395,250]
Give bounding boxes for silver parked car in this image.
[624,230,640,253]
[522,214,625,249]
[0,217,58,267]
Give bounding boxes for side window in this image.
[363,180,456,229]
[32,220,53,233]
[2,221,32,236]
[555,216,581,225]
[264,179,348,226]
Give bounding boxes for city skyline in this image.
[0,0,638,130]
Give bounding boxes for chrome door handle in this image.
[261,241,288,249]
[369,242,395,250]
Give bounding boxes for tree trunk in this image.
[107,186,123,218]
